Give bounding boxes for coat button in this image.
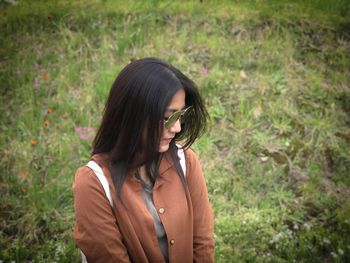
[158,208,165,214]
[170,239,175,245]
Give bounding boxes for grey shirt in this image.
[136,174,169,263]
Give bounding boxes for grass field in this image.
[1,0,350,262]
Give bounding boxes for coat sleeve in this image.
[72,166,131,263]
[185,149,215,263]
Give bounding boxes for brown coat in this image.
[73,148,214,263]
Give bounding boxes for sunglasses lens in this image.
[165,111,181,129]
[164,106,192,129]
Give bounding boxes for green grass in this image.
[1,0,350,262]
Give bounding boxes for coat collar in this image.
[159,151,175,175]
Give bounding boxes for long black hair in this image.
[92,57,207,197]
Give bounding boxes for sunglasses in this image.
[164,106,192,129]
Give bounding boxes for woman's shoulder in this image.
[73,152,110,189]
[73,166,96,194]
[182,147,203,173]
[183,147,199,162]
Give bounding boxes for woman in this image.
[73,57,214,263]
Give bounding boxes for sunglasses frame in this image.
[164,106,192,129]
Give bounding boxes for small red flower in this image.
[20,170,28,179]
[43,72,49,80]
[44,120,50,127]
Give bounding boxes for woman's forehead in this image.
[166,89,186,112]
[165,108,183,114]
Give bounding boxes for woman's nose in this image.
[168,119,182,133]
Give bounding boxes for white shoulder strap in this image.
[80,249,88,263]
[86,161,113,206]
[177,147,186,177]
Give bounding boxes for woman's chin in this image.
[158,142,170,152]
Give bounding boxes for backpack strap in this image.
[80,250,88,263]
[86,160,113,206]
[177,147,186,177]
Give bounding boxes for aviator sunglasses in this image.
[164,106,192,129]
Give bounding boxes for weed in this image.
[1,0,349,262]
